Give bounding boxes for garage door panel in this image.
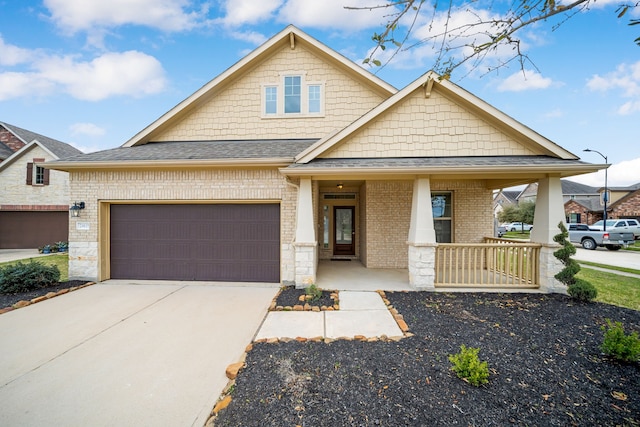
[110,204,280,282]
[0,211,69,249]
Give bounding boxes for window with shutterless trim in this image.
[262,74,324,117]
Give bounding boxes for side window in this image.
[35,165,45,184]
[308,85,321,113]
[284,76,301,113]
[264,86,277,115]
[26,159,49,186]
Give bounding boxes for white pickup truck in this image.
[589,219,640,240]
[568,224,635,250]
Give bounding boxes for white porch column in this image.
[294,178,317,288]
[530,176,566,293]
[407,177,437,290]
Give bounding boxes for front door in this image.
[334,206,355,256]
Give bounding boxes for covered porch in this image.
[286,170,584,293]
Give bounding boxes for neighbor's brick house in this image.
[46,26,603,292]
[0,122,82,248]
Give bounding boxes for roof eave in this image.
[280,163,604,177]
[45,158,293,171]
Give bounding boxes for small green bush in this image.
[0,261,61,293]
[448,345,490,386]
[305,284,322,302]
[567,278,598,302]
[601,319,640,362]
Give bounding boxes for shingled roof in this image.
[0,121,82,158]
[52,139,319,164]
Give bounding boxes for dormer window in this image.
[262,73,324,117]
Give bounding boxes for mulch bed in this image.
[273,286,338,310]
[0,281,89,309]
[214,292,640,426]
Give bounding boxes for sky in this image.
[1,0,638,188]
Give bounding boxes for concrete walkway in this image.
[0,249,51,263]
[256,291,404,340]
[0,281,278,427]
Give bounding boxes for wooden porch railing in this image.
[435,238,542,288]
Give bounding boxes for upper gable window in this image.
[284,76,301,113]
[262,74,324,117]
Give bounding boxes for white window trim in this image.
[261,72,325,118]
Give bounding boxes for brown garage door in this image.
[0,211,69,249]
[110,204,280,282]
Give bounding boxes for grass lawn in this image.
[577,266,640,311]
[501,231,531,239]
[0,254,69,282]
[623,240,640,252]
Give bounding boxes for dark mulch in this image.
[215,292,640,426]
[274,285,337,309]
[0,281,88,308]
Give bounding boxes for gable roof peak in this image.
[122,25,397,148]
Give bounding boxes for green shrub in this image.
[601,319,640,362]
[305,284,322,302]
[553,222,597,302]
[0,261,61,293]
[567,278,598,302]
[448,345,490,386]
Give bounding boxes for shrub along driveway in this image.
[0,280,277,426]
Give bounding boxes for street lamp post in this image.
[583,149,609,231]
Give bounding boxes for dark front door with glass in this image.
[334,206,355,255]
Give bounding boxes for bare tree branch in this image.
[352,0,638,77]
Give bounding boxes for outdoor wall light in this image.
[337,183,343,189]
[70,201,85,218]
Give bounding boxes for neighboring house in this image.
[517,180,603,224]
[0,122,82,248]
[493,190,520,218]
[47,26,602,292]
[598,183,640,222]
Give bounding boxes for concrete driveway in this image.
[0,280,278,426]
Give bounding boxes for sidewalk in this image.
[255,291,405,340]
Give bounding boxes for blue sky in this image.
[1,0,638,187]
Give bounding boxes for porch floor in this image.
[315,260,412,292]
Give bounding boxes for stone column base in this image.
[294,242,317,288]
[538,244,566,294]
[68,241,99,282]
[408,243,436,290]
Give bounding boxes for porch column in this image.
[407,177,437,290]
[294,178,317,288]
[530,176,566,293]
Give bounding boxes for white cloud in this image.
[587,61,640,115]
[0,72,53,101]
[35,51,167,101]
[498,70,554,92]
[0,40,167,102]
[570,157,640,188]
[278,0,389,30]
[44,0,203,32]
[228,30,268,45]
[221,0,282,26]
[69,122,107,137]
[0,35,34,66]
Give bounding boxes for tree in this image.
[497,201,536,231]
[351,0,639,77]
